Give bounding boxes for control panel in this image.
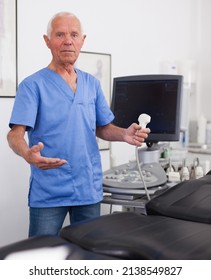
[103,160,167,199]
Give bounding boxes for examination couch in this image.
[60,172,211,259]
[1,172,211,260]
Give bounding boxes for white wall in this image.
[0,0,209,246]
[0,98,29,245]
[198,0,211,121]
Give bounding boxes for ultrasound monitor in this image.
[111,74,183,146]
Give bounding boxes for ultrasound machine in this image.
[103,74,183,205]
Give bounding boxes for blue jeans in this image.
[28,203,101,237]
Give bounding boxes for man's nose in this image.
[64,36,73,44]
[63,34,73,44]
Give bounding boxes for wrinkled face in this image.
[43,16,86,66]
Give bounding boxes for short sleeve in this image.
[9,79,39,130]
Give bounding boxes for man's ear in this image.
[80,34,86,49]
[43,34,51,49]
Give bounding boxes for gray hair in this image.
[46,12,83,38]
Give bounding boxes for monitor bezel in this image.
[111,74,183,144]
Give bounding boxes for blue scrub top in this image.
[9,68,114,207]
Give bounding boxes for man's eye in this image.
[56,33,64,37]
[72,33,78,38]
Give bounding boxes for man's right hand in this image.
[7,125,67,170]
[26,142,67,170]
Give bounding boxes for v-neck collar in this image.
[43,67,82,100]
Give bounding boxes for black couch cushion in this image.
[0,235,116,260]
[60,212,211,259]
[146,174,211,223]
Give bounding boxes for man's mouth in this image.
[61,50,74,52]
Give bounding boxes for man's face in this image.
[44,16,86,66]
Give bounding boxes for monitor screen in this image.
[111,74,183,145]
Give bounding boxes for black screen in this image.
[111,75,183,144]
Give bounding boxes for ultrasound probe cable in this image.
[136,114,151,201]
